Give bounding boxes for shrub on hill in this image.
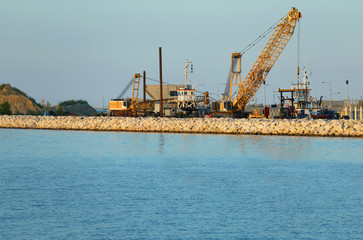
[0,101,12,115]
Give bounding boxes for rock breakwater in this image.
[0,115,362,137]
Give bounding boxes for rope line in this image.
[239,11,287,55]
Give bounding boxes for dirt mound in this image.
[63,103,97,116]
[0,84,42,114]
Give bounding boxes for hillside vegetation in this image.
[0,84,42,108]
[0,84,97,116]
[58,99,88,107]
[57,99,97,116]
[0,84,42,114]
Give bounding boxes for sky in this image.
[0,0,362,107]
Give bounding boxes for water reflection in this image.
[248,135,315,160]
[158,134,165,153]
[1,129,362,240]
[225,134,362,162]
[14,129,358,163]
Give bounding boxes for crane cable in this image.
[239,12,286,55]
[145,77,215,100]
[145,77,176,86]
[116,76,134,99]
[116,76,173,99]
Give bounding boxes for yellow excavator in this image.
[218,7,302,117]
[109,73,152,116]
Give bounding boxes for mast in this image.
[297,18,301,89]
[184,59,193,88]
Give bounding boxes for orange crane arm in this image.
[233,7,302,110]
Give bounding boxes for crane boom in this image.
[232,7,302,110]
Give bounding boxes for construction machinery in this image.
[109,73,152,116]
[214,7,302,117]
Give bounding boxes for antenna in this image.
[184,59,193,87]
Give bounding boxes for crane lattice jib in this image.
[232,8,301,110]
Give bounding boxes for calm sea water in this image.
[0,129,362,240]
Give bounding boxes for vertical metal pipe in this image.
[143,70,146,115]
[297,19,300,89]
[346,78,349,102]
[159,47,163,117]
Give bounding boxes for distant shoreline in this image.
[0,115,362,137]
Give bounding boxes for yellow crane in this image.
[230,7,302,112]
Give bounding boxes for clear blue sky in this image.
[1,0,362,106]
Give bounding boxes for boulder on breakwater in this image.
[0,115,362,137]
